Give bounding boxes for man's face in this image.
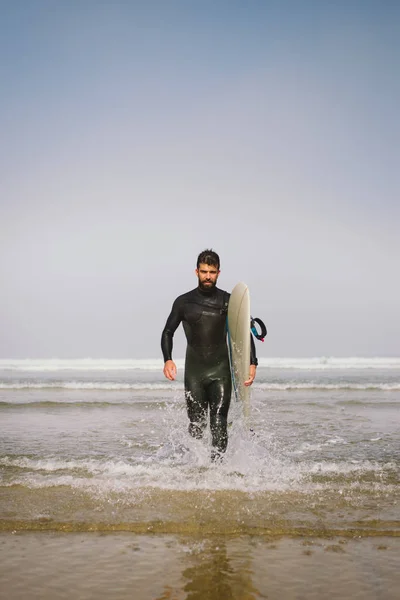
[196,263,220,290]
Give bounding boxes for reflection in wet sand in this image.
[181,538,259,600]
[0,533,399,599]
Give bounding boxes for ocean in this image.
[1,357,399,599]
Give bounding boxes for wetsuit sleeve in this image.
[161,297,183,362]
[250,334,258,367]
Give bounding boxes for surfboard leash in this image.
[250,317,267,342]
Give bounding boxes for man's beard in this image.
[198,279,217,291]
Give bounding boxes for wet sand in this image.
[0,532,399,599]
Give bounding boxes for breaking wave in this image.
[0,381,398,391]
[1,357,400,372]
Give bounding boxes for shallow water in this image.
[0,358,399,597]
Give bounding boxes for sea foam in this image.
[0,381,399,391]
[1,357,400,372]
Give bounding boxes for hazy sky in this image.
[1,0,399,358]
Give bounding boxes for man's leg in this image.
[184,373,208,439]
[208,376,232,457]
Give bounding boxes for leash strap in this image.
[251,317,267,342]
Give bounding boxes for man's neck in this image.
[197,285,217,296]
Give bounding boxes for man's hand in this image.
[163,360,177,381]
[244,364,257,387]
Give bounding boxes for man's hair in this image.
[196,249,220,270]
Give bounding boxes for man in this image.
[161,249,257,460]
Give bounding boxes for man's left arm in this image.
[244,335,258,386]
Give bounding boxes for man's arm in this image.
[244,334,258,387]
[250,334,258,367]
[161,298,182,381]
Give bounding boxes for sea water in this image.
[0,357,399,598]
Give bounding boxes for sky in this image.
[1,0,399,358]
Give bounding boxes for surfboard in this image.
[227,282,251,417]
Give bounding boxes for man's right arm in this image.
[161,298,182,380]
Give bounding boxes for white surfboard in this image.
[227,282,251,417]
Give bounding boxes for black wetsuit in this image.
[161,286,257,455]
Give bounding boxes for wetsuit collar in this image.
[197,284,218,296]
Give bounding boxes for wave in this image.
[0,358,173,372]
[0,381,399,391]
[258,357,400,370]
[0,381,181,391]
[1,357,400,372]
[1,456,397,496]
[1,454,397,478]
[255,382,400,391]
